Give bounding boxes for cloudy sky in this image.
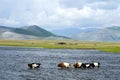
[0,0,120,30]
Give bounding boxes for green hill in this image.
[0,25,69,40]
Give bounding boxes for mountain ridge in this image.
[0,25,120,41]
[0,25,69,40]
[20,25,56,37]
[72,26,120,42]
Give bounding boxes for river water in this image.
[0,46,120,80]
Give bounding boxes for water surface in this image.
[0,46,120,80]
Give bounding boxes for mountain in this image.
[52,27,98,37]
[0,26,13,33]
[52,28,81,37]
[72,26,120,42]
[20,25,56,37]
[0,25,69,40]
[1,25,119,41]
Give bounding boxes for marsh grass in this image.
[0,40,120,53]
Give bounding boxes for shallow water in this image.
[0,46,120,80]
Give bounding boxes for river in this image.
[0,46,120,80]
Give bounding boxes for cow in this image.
[73,62,100,69]
[73,62,86,69]
[57,62,71,69]
[90,62,100,68]
[28,63,41,69]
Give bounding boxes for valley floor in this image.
[0,40,120,53]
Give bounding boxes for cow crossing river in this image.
[0,46,120,80]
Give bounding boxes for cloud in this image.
[0,0,120,30]
[0,18,19,26]
[87,1,119,10]
[60,0,120,9]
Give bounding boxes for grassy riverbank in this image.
[0,40,120,53]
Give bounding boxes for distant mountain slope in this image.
[20,25,56,37]
[0,25,69,40]
[0,26,13,33]
[52,27,98,37]
[73,26,120,42]
[1,31,41,40]
[52,28,81,37]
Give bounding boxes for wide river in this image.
[0,46,120,80]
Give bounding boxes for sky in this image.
[0,0,120,30]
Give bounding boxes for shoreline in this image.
[0,40,120,53]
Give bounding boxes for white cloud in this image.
[0,18,19,26]
[0,0,120,29]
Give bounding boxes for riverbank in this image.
[0,40,120,53]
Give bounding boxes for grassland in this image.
[0,40,120,53]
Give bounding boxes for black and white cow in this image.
[28,63,41,69]
[90,62,100,68]
[73,62,100,69]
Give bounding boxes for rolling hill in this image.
[0,25,120,41]
[0,25,69,40]
[73,26,120,42]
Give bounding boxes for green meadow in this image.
[0,40,120,53]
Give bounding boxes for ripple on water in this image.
[0,46,120,80]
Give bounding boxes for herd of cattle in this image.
[28,62,100,69]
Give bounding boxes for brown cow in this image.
[57,62,71,69]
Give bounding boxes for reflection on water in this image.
[0,46,120,80]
